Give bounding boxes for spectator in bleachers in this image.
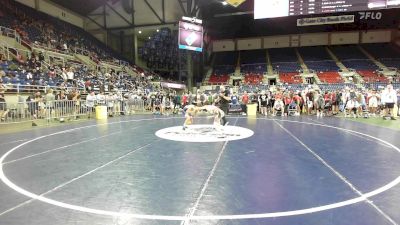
[0,80,7,94]
[66,67,74,84]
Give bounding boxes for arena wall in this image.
[263,36,290,48]
[299,33,329,46]
[15,0,84,28]
[237,38,262,50]
[290,35,300,47]
[330,32,360,45]
[212,40,236,52]
[15,0,35,8]
[360,30,392,43]
[212,30,394,52]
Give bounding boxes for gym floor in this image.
[0,115,399,225]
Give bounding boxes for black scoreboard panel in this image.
[254,0,400,19]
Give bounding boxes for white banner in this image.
[297,15,355,27]
[161,82,186,89]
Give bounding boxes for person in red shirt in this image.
[283,93,292,116]
[240,91,249,115]
[293,93,302,115]
[182,93,188,107]
[242,91,249,105]
[331,91,338,114]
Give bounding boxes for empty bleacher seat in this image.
[279,72,303,84]
[317,72,343,84]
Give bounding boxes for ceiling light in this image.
[156,29,160,32]
[138,30,142,34]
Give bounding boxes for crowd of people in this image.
[142,84,400,121]
[0,0,121,63]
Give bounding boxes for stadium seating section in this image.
[269,48,301,72]
[244,74,263,85]
[362,44,400,69]
[357,70,388,83]
[317,72,343,83]
[207,43,398,86]
[139,28,182,70]
[279,72,303,84]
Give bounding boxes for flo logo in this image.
[155,125,254,143]
[185,32,198,46]
[359,11,382,20]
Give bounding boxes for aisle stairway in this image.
[325,46,349,72]
[266,49,273,74]
[295,48,309,73]
[358,45,388,70]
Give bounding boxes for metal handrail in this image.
[1,84,85,94]
[0,26,21,44]
[32,44,74,57]
[0,99,146,124]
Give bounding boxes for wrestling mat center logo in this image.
[155,125,254,142]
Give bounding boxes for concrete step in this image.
[295,48,309,73]
[325,46,349,72]
[358,45,388,70]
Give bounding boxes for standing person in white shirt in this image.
[345,97,357,118]
[61,68,68,81]
[368,90,378,116]
[67,68,74,84]
[113,91,122,115]
[96,91,106,106]
[86,91,96,118]
[106,92,116,117]
[381,84,397,120]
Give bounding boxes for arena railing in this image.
[32,43,73,56]
[0,41,31,61]
[0,43,11,60]
[74,48,90,57]
[2,84,85,94]
[33,45,77,67]
[0,99,147,125]
[0,26,20,44]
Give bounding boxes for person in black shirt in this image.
[218,86,230,125]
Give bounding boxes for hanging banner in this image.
[297,15,355,26]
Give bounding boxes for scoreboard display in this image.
[178,21,203,52]
[254,0,400,19]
